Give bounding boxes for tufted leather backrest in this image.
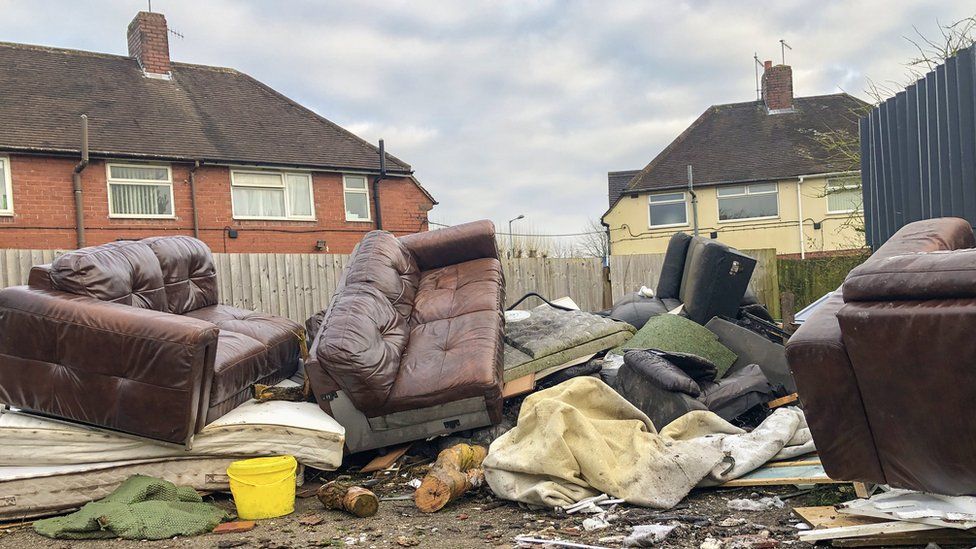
[50,241,167,311]
[315,231,419,408]
[142,236,219,315]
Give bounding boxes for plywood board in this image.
[360,444,411,474]
[502,374,536,399]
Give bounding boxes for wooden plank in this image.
[798,521,940,542]
[719,463,841,487]
[767,393,799,408]
[502,374,536,399]
[853,482,878,499]
[794,506,882,529]
[360,444,412,474]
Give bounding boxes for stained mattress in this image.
[503,305,635,381]
[0,458,305,521]
[0,384,344,471]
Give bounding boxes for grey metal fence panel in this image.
[861,44,976,248]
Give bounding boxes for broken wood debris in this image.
[317,481,379,517]
[414,443,487,513]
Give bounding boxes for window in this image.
[826,176,862,213]
[717,183,778,221]
[343,175,371,221]
[0,156,12,215]
[231,170,314,220]
[107,163,174,218]
[648,192,687,227]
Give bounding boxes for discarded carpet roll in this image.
[482,377,812,510]
[33,474,230,540]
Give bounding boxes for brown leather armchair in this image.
[0,236,302,446]
[786,217,976,495]
[306,220,505,453]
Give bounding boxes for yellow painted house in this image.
[603,62,870,257]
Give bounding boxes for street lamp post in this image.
[508,214,525,258]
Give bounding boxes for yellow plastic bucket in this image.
[227,455,297,520]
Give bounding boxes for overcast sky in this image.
[2,1,973,236]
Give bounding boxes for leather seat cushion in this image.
[377,309,503,416]
[343,231,420,318]
[411,258,504,325]
[210,330,270,404]
[186,304,302,375]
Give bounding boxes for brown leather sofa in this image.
[306,220,505,453]
[786,217,976,495]
[0,236,302,446]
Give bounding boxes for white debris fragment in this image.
[717,517,747,527]
[583,514,611,531]
[726,496,785,511]
[622,524,677,547]
[794,522,811,530]
[700,537,723,549]
[407,478,422,489]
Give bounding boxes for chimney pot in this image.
[127,11,171,76]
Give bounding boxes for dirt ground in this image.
[0,478,874,549]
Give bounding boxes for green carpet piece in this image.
[614,314,738,377]
[34,475,230,540]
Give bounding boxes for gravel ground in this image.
[0,479,859,549]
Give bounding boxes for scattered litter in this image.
[582,514,611,531]
[407,478,422,489]
[717,517,747,527]
[622,523,677,546]
[727,497,785,511]
[565,494,611,514]
[794,522,810,530]
[395,535,420,547]
[344,533,369,545]
[515,535,614,548]
[838,488,976,529]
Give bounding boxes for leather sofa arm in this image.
[785,291,886,485]
[843,248,976,302]
[399,219,499,271]
[0,286,219,445]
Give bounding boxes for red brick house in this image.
[0,11,435,253]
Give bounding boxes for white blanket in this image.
[483,377,812,509]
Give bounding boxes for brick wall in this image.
[0,154,434,253]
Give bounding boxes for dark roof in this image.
[607,170,640,207]
[0,41,412,174]
[620,94,868,200]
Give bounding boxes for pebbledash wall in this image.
[0,155,433,253]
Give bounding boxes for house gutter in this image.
[189,160,201,239]
[72,115,89,248]
[372,139,387,230]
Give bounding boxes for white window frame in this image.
[343,174,372,222]
[647,191,688,228]
[717,183,779,223]
[825,176,862,214]
[106,162,175,219]
[0,155,12,216]
[230,169,316,221]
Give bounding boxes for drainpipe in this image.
[372,139,387,230]
[797,175,806,259]
[189,160,201,239]
[687,165,699,236]
[72,115,89,248]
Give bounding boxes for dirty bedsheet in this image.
[483,377,812,509]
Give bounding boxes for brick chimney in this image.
[127,11,171,77]
[761,60,793,112]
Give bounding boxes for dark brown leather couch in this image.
[306,220,505,453]
[0,236,302,446]
[786,217,976,494]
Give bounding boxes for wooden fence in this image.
[0,248,780,323]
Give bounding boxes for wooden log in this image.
[414,443,487,513]
[317,481,379,518]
